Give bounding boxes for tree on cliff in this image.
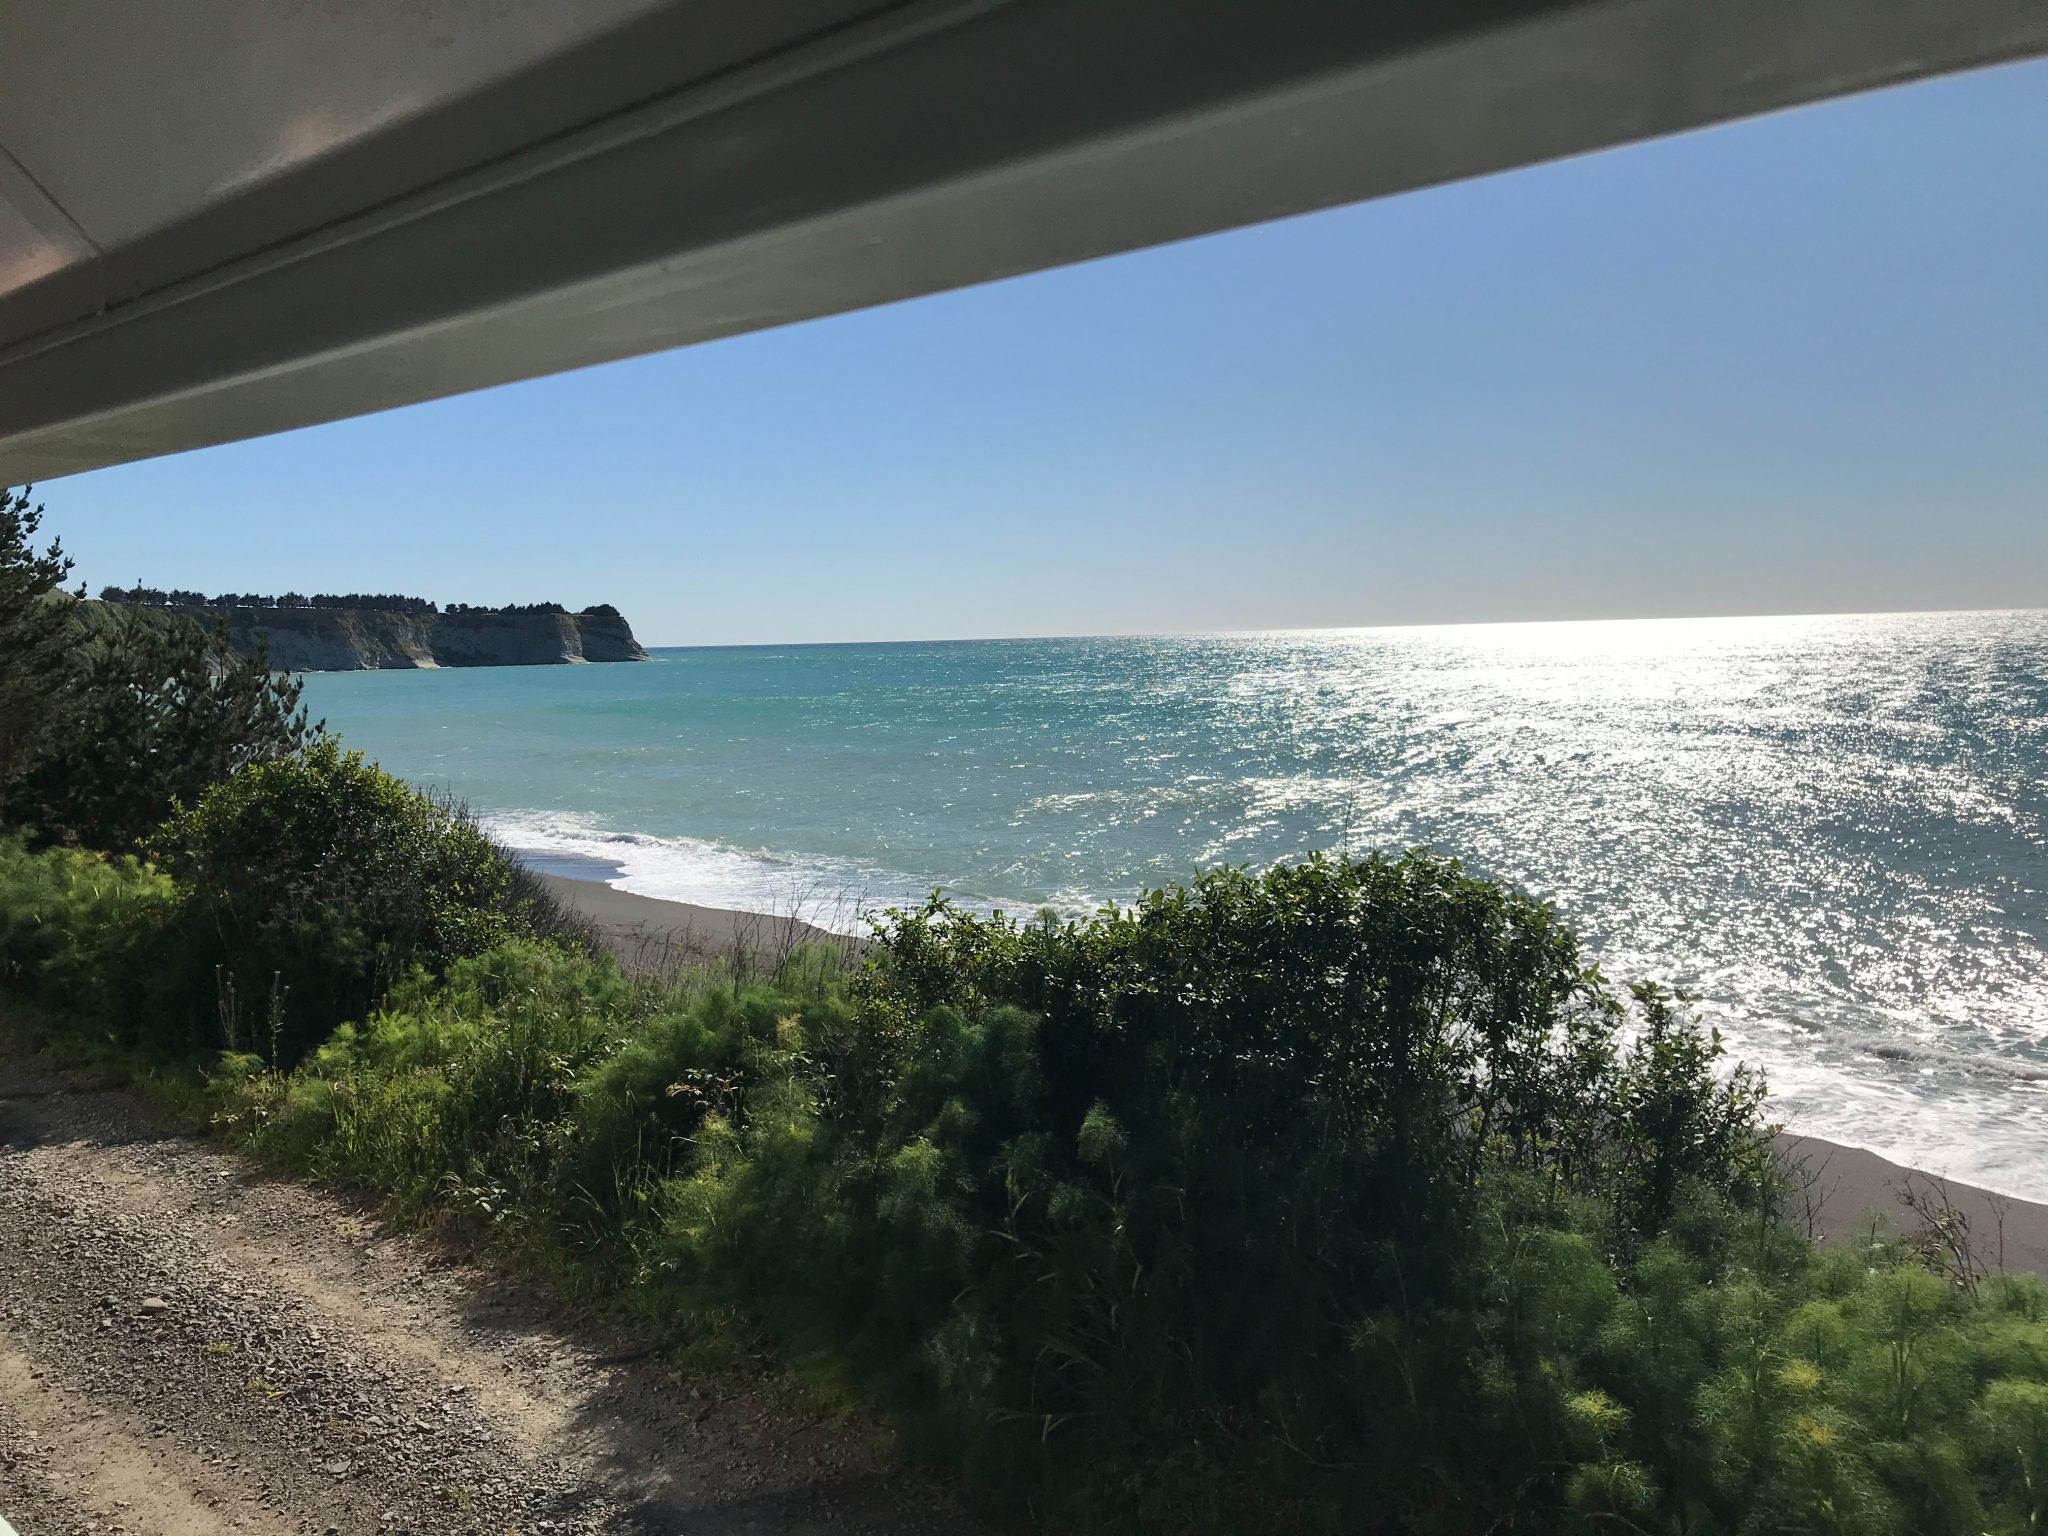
[0,486,82,787]
[1,487,318,850]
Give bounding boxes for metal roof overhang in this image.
[3,0,2045,484]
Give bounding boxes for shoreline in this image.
[1775,1134,2048,1278]
[536,869,2048,1277]
[534,870,854,974]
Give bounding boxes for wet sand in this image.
[1776,1133,2048,1277]
[535,871,854,971]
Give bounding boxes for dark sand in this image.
[537,872,2048,1278]
[1776,1133,2048,1278]
[536,871,853,972]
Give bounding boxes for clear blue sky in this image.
[41,58,2048,646]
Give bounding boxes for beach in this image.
[540,870,2048,1279]
[1777,1134,2048,1278]
[535,871,853,973]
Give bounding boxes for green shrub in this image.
[107,846,2048,1533]
[0,835,199,1034]
[230,942,633,1217]
[233,938,849,1262]
[563,974,850,1246]
[626,854,1777,1525]
[150,738,589,1062]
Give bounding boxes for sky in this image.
[38,57,2048,647]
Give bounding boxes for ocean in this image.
[298,611,2048,1198]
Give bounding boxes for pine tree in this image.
[0,485,82,786]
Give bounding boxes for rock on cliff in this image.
[81,603,650,672]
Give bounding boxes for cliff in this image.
[79,603,649,672]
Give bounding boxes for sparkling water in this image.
[300,611,2048,1196]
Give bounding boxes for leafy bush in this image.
[230,940,847,1271]
[634,854,1779,1525]
[562,971,850,1242]
[228,943,634,1219]
[0,836,199,1034]
[1599,1245,2048,1536]
[149,738,589,1062]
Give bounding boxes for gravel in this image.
[0,1056,982,1536]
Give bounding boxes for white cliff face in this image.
[239,608,651,670]
[81,603,649,671]
[567,610,647,664]
[231,609,437,670]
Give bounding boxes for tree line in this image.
[98,587,603,617]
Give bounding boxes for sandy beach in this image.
[538,870,2048,1278]
[1776,1133,2048,1278]
[536,871,854,973]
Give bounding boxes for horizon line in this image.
[635,603,2048,652]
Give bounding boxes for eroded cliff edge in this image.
[81,602,650,671]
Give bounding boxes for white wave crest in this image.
[480,812,896,934]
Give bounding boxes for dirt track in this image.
[0,1056,976,1536]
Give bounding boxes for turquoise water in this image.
[300,612,2048,1197]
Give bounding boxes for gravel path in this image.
[0,1056,980,1536]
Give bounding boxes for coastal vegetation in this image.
[97,584,611,618]
[7,487,2048,1533]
